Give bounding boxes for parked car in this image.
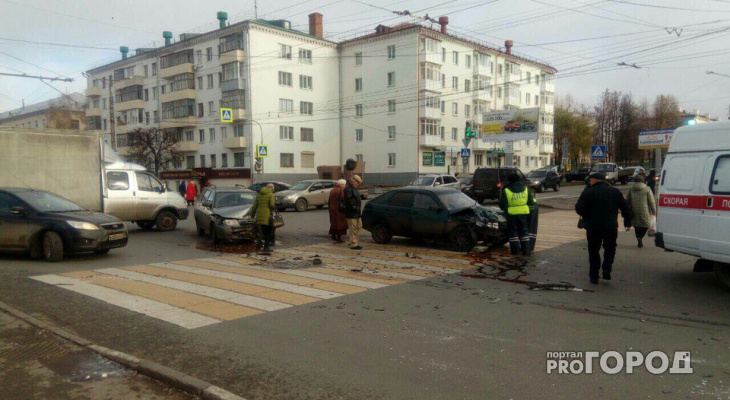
[194,187,258,245]
[521,120,536,131]
[617,166,646,185]
[410,174,460,189]
[275,180,337,212]
[248,181,291,193]
[565,167,592,182]
[527,170,561,193]
[469,167,533,203]
[0,188,128,262]
[504,120,521,132]
[590,163,620,185]
[361,187,508,252]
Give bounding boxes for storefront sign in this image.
[434,151,445,166]
[639,129,674,149]
[422,152,433,166]
[159,168,251,180]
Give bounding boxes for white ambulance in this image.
[655,121,730,289]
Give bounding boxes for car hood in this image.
[275,189,302,198]
[213,205,255,219]
[50,210,123,224]
[474,205,507,223]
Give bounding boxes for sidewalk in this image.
[0,310,193,400]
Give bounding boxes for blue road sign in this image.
[460,148,471,158]
[220,108,233,123]
[591,145,606,159]
[256,145,268,158]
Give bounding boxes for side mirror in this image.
[434,182,441,186]
[429,205,442,212]
[10,206,27,216]
[159,187,166,193]
[202,200,213,207]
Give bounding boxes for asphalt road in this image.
[1,197,729,400]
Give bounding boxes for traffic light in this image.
[465,122,475,138]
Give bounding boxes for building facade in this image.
[0,93,86,131]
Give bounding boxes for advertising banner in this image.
[481,107,539,142]
[422,152,433,166]
[639,129,675,149]
[434,151,445,166]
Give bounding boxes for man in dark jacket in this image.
[575,172,631,284]
[344,174,363,250]
[178,181,186,198]
[500,173,537,256]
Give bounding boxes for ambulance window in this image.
[710,155,730,194]
[663,156,698,192]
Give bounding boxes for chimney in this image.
[309,13,323,38]
[438,16,449,34]
[217,11,228,29]
[505,40,513,55]
[120,46,129,59]
[163,31,173,46]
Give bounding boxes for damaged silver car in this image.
[194,187,258,244]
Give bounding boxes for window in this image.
[218,72,222,87]
[144,89,149,101]
[498,86,503,98]
[279,99,293,113]
[452,128,458,141]
[196,50,203,65]
[387,72,395,87]
[453,51,459,65]
[209,128,216,142]
[153,111,159,123]
[278,71,292,86]
[465,54,471,68]
[145,112,150,124]
[452,103,458,115]
[388,153,396,167]
[442,73,446,88]
[170,73,195,91]
[498,64,503,75]
[221,126,227,138]
[280,153,294,168]
[102,98,107,109]
[535,75,540,85]
[301,152,314,168]
[198,103,204,117]
[106,171,129,190]
[465,104,471,117]
[300,101,313,115]
[208,101,215,115]
[465,79,471,92]
[415,194,438,210]
[280,44,292,59]
[161,85,167,94]
[300,75,312,89]
[711,156,730,194]
[355,52,362,66]
[421,119,439,136]
[186,156,195,169]
[103,119,107,130]
[161,50,193,69]
[233,125,244,137]
[234,152,245,167]
[197,76,203,90]
[300,128,314,141]
[388,100,396,113]
[355,78,362,91]
[388,126,396,140]
[356,154,363,162]
[387,45,396,60]
[210,154,216,168]
[207,74,213,89]
[199,155,206,168]
[452,76,458,89]
[152,63,157,76]
[221,154,228,167]
[475,154,483,166]
[442,47,446,62]
[136,172,163,193]
[199,129,205,143]
[222,62,241,81]
[356,129,363,142]
[441,101,445,113]
[355,104,363,117]
[535,95,539,105]
[143,65,148,77]
[299,49,312,64]
[162,99,195,119]
[280,126,294,140]
[185,130,194,141]
[221,89,245,110]
[440,126,445,140]
[206,47,213,61]
[526,72,531,84]
[526,93,531,105]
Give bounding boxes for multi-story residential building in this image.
[0,93,86,130]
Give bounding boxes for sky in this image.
[1,0,729,119]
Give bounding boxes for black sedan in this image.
[564,167,592,182]
[0,188,128,262]
[362,187,507,252]
[195,187,258,244]
[248,181,291,193]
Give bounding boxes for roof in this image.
[1,187,36,193]
[0,93,85,121]
[398,186,461,193]
[208,186,253,192]
[669,121,730,153]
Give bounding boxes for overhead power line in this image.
[606,0,730,12]
[0,72,73,82]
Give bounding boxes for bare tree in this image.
[653,94,680,129]
[593,89,622,161]
[555,95,593,168]
[127,128,180,175]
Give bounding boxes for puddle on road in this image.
[44,350,129,382]
[461,250,536,286]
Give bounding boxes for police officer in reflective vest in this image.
[499,173,536,256]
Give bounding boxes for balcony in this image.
[160,63,194,79]
[115,76,144,90]
[221,78,246,92]
[421,104,441,120]
[161,89,196,104]
[223,136,248,149]
[505,72,521,85]
[540,102,554,114]
[473,64,492,77]
[221,49,245,64]
[473,90,491,102]
[504,95,521,108]
[472,139,490,150]
[472,114,483,125]
[540,143,554,154]
[115,99,145,112]
[85,86,102,97]
[86,107,101,117]
[175,141,199,153]
[420,79,441,92]
[161,116,197,129]
[541,79,554,93]
[420,51,441,64]
[420,134,443,148]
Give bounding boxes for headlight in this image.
[67,221,101,230]
[533,180,539,185]
[223,219,240,227]
[286,194,297,200]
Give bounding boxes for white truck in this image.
[0,128,188,231]
[593,162,620,185]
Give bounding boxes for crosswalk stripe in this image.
[298,257,440,278]
[63,271,261,321]
[148,262,344,299]
[309,244,474,265]
[322,242,474,260]
[321,264,425,281]
[30,274,219,329]
[96,268,291,312]
[276,249,462,274]
[301,245,474,268]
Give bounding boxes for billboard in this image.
[639,129,674,149]
[481,107,539,142]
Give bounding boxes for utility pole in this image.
[109,76,116,151]
[0,72,73,82]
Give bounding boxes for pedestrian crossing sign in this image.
[256,144,268,158]
[591,145,606,159]
[220,108,233,123]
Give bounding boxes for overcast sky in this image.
[1,0,728,119]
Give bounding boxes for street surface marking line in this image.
[148,262,344,299]
[30,274,219,329]
[279,256,438,278]
[276,249,462,274]
[122,265,319,306]
[320,264,425,281]
[302,245,473,268]
[96,268,291,312]
[63,271,261,320]
[310,244,474,265]
[319,243,474,260]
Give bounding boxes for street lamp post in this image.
[249,119,264,185]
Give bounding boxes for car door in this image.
[657,154,705,255]
[547,171,560,187]
[0,192,30,249]
[386,191,415,236]
[134,172,168,221]
[411,193,446,237]
[306,182,325,205]
[104,170,136,221]
[195,189,213,231]
[320,181,336,206]
[701,153,730,263]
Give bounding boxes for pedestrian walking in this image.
[626,176,656,248]
[344,174,363,250]
[575,172,631,284]
[499,173,536,256]
[328,179,348,243]
[185,180,197,206]
[647,169,657,195]
[178,181,186,198]
[255,184,275,252]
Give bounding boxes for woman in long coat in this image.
[255,184,275,251]
[626,176,656,248]
[185,180,197,206]
[328,179,348,242]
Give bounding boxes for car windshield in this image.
[596,164,613,172]
[459,177,472,184]
[14,191,86,212]
[412,177,435,186]
[214,192,256,208]
[437,192,476,210]
[290,182,312,191]
[527,171,546,178]
[249,183,263,190]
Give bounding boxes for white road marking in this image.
[30,275,219,329]
[95,268,290,312]
[274,249,462,274]
[320,264,425,281]
[305,244,474,266]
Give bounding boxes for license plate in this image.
[108,233,127,241]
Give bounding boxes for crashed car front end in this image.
[212,206,258,241]
[450,205,508,245]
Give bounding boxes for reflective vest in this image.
[504,187,530,215]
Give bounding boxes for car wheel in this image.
[137,220,155,230]
[210,223,220,246]
[295,198,308,212]
[554,183,560,192]
[536,184,544,193]
[42,231,63,262]
[371,223,392,244]
[316,205,325,209]
[714,262,730,291]
[155,211,177,232]
[450,226,476,252]
[94,249,110,255]
[198,227,206,236]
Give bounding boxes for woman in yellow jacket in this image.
[255,184,275,252]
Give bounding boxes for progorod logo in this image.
[546,351,692,375]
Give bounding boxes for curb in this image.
[0,301,246,400]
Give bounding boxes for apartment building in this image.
[0,93,86,130]
[85,12,339,186]
[340,20,556,185]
